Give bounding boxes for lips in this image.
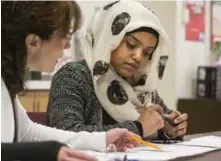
[125,62,139,69]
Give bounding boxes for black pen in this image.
[162,115,178,127]
[149,140,182,144]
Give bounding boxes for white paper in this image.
[84,136,221,161]
[179,135,221,148]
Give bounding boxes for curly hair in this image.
[1,1,82,97]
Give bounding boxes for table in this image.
[173,131,221,161]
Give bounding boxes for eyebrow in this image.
[128,35,156,49]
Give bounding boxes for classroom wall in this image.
[175,1,211,100]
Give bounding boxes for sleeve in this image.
[154,90,173,114]
[47,63,142,136]
[1,141,63,161]
[16,98,106,152]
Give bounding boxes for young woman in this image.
[47,0,188,140]
[1,1,139,161]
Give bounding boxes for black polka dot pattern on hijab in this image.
[107,80,128,105]
[111,12,131,35]
[134,74,147,86]
[151,91,156,104]
[93,61,109,76]
[158,56,168,79]
[103,1,120,10]
[137,92,149,104]
[91,34,94,47]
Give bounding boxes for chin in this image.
[41,65,55,73]
[119,71,133,78]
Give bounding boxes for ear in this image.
[25,34,42,54]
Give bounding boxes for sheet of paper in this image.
[179,135,221,148]
[84,142,219,161]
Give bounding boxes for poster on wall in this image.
[185,1,205,42]
[211,1,221,47]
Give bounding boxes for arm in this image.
[15,98,106,151]
[1,141,63,161]
[47,63,141,136]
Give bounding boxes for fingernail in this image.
[174,119,178,124]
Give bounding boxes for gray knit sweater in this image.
[47,60,172,136]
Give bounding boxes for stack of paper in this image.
[84,135,221,161]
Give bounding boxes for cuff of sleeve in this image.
[133,121,143,138]
[158,129,184,140]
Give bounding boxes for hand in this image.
[138,104,164,137]
[106,128,141,152]
[57,146,97,161]
[163,111,188,138]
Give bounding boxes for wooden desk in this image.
[172,131,221,161]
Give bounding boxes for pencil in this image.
[131,135,161,151]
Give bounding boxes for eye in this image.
[126,41,136,49]
[143,52,151,57]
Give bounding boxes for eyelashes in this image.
[126,41,136,49]
[126,41,152,58]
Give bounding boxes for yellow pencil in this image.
[131,135,161,151]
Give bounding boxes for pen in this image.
[149,140,182,144]
[162,115,178,127]
[131,135,161,151]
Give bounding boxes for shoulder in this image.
[52,60,92,85]
[55,60,90,77]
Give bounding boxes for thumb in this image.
[169,111,181,119]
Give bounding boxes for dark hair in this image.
[1,1,82,97]
[127,27,160,60]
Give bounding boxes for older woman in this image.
[1,1,139,161]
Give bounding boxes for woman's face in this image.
[111,31,158,78]
[26,31,72,73]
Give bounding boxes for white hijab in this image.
[82,0,172,123]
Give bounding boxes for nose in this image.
[132,48,143,63]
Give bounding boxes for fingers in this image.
[176,128,187,136]
[174,113,188,124]
[150,104,164,115]
[166,121,187,137]
[66,149,97,161]
[168,111,180,120]
[175,121,187,131]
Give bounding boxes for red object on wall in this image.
[185,1,205,42]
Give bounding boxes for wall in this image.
[64,1,112,60]
[175,1,211,100]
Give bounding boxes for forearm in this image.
[17,100,106,152]
[1,141,63,161]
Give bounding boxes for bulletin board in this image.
[185,1,205,42]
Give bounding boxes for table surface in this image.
[173,131,221,161]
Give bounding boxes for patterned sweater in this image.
[47,60,172,137]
